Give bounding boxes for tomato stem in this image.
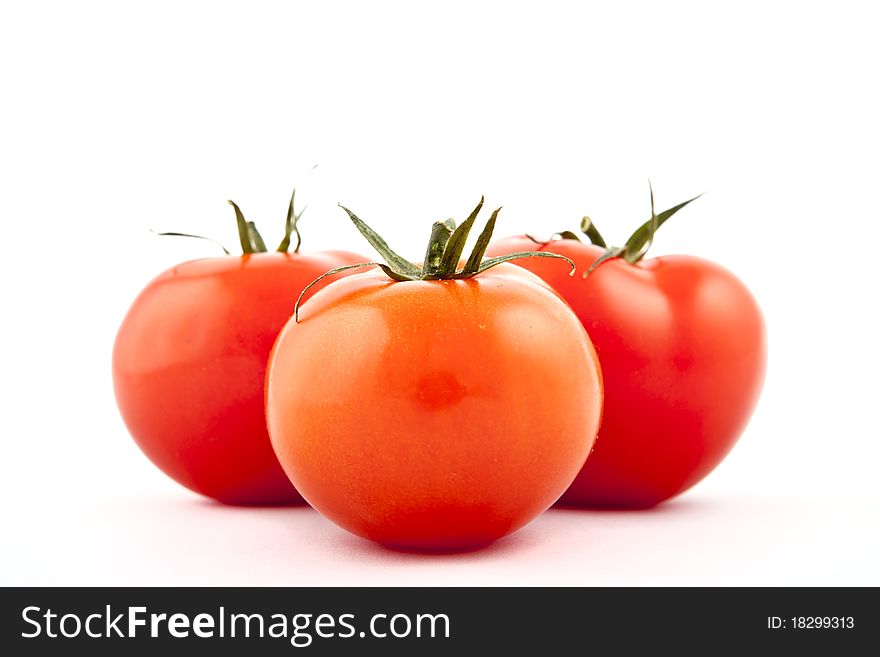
[294,201,576,321]
[579,185,704,275]
[422,220,455,277]
[340,201,574,282]
[580,217,607,247]
[154,186,311,256]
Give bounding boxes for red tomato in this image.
[486,234,766,508]
[114,251,366,504]
[113,194,367,504]
[266,260,603,549]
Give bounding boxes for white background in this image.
[1,1,877,585]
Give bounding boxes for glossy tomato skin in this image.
[113,250,366,505]
[486,237,766,508]
[266,264,603,549]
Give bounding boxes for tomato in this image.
[266,201,603,549]
[487,195,766,507]
[113,193,367,504]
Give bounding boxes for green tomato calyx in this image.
[155,187,306,255]
[530,183,702,276]
[294,198,576,321]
